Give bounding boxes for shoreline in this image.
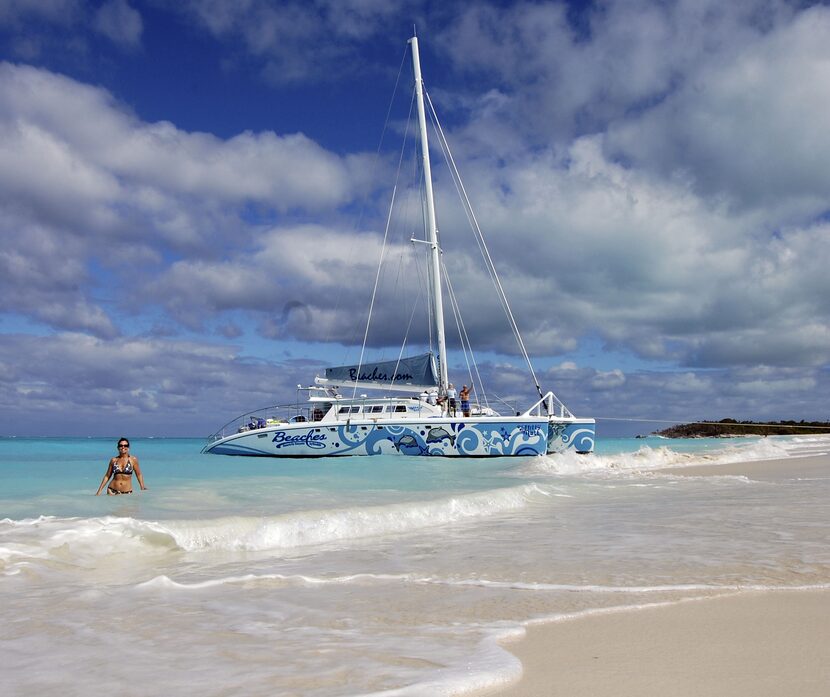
[483,453,830,697]
[656,452,830,480]
[486,589,830,697]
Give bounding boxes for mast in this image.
[409,35,449,393]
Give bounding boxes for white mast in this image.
[409,35,449,393]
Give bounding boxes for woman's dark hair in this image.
[118,438,130,447]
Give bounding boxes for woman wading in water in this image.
[95,438,147,495]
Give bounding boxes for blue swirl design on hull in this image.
[210,419,593,457]
[548,422,596,454]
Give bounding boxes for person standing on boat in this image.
[447,383,458,416]
[459,385,471,417]
[95,438,147,495]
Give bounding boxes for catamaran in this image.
[203,35,595,458]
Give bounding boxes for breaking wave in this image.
[2,484,546,561]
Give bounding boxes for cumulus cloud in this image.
[417,131,830,368]
[0,332,318,435]
[0,61,379,336]
[0,212,119,337]
[0,63,375,219]
[2,1,830,433]
[448,359,829,431]
[606,5,830,213]
[437,1,797,143]
[416,2,830,370]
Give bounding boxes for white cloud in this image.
[606,5,830,213]
[2,1,830,434]
[590,368,626,390]
[0,332,314,435]
[0,62,380,335]
[93,0,143,49]
[0,63,376,219]
[0,212,119,337]
[437,1,797,141]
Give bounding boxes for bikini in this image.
[108,457,134,494]
[112,457,134,475]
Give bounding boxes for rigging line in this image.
[593,417,830,430]
[351,91,416,402]
[396,101,433,360]
[442,264,475,396]
[426,112,528,405]
[411,228,432,352]
[352,182,398,401]
[389,173,427,390]
[425,90,545,400]
[442,262,489,408]
[487,391,523,414]
[387,187,414,357]
[389,291,424,392]
[423,98,509,319]
[429,137,508,411]
[412,111,435,355]
[420,106,484,394]
[426,93,534,388]
[325,45,410,356]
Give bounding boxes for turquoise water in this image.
[2,435,829,696]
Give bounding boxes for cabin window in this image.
[369,405,384,413]
[394,405,407,413]
[350,406,360,413]
[338,407,351,414]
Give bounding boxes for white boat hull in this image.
[203,417,595,457]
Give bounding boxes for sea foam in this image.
[520,437,797,478]
[160,483,544,552]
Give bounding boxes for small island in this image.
[655,419,830,438]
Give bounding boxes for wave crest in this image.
[162,484,543,552]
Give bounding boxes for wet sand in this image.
[663,453,830,480]
[489,590,830,696]
[485,455,830,697]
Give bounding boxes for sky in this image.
[1,0,829,437]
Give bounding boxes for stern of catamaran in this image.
[524,391,595,454]
[545,418,596,454]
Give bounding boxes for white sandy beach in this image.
[487,454,830,697]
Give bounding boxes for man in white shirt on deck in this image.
[446,383,457,416]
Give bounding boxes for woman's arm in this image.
[133,457,147,491]
[95,461,114,495]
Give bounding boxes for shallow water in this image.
[2,434,829,695]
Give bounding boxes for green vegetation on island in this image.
[655,419,830,438]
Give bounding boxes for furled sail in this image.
[324,353,438,388]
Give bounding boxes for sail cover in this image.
[325,353,438,387]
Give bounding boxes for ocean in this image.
[2,434,829,695]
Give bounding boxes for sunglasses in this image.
[118,443,130,448]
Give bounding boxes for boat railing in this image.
[206,403,313,442]
[523,391,574,419]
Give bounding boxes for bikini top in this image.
[112,456,134,475]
